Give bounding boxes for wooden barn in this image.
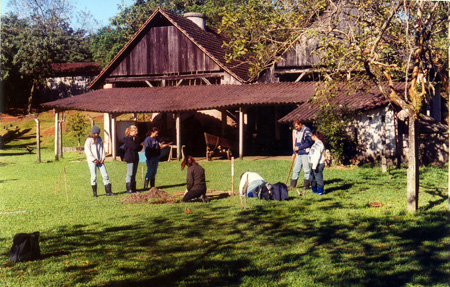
[43,8,447,164]
[43,9,313,160]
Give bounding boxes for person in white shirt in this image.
[239,172,265,197]
[308,131,326,195]
[84,125,115,197]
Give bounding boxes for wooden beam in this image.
[176,113,181,161]
[145,80,153,87]
[111,115,117,160]
[201,77,211,85]
[105,72,224,83]
[54,111,59,161]
[239,107,244,159]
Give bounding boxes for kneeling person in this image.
[181,156,209,203]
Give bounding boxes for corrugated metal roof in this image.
[42,82,317,113]
[88,8,252,90]
[279,82,405,123]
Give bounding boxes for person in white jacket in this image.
[308,131,326,195]
[84,125,115,197]
[239,172,266,197]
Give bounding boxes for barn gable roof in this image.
[88,8,251,90]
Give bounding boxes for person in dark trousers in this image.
[84,125,115,197]
[290,119,313,190]
[181,156,209,203]
[123,125,142,193]
[144,127,171,189]
[309,131,326,195]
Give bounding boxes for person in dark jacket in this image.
[123,125,142,193]
[181,156,209,203]
[289,120,313,190]
[144,127,171,189]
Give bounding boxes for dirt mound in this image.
[121,187,180,204]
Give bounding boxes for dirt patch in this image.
[121,187,179,204]
[121,188,230,204]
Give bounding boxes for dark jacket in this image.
[124,135,142,163]
[186,164,206,192]
[144,136,160,159]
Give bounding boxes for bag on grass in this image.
[271,182,288,201]
[257,183,272,200]
[10,232,41,263]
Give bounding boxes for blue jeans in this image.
[309,163,325,187]
[88,162,110,186]
[145,157,159,180]
[292,153,311,180]
[247,179,265,197]
[126,161,139,183]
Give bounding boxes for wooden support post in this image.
[231,157,235,195]
[58,113,64,158]
[111,115,117,160]
[54,111,59,161]
[239,107,244,159]
[176,113,181,161]
[221,109,227,138]
[33,115,41,163]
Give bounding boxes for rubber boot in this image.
[105,183,116,196]
[150,179,155,188]
[318,186,324,196]
[289,179,297,189]
[311,186,318,194]
[303,179,310,190]
[92,185,98,197]
[126,182,133,193]
[144,179,149,190]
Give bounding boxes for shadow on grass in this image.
[5,206,449,286]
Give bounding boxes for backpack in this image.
[257,183,272,200]
[271,182,289,201]
[10,232,41,263]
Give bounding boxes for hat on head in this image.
[91,125,100,134]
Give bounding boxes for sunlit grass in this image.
[0,146,449,286]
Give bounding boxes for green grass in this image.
[0,147,449,287]
[1,111,449,286]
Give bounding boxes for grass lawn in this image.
[1,112,449,286]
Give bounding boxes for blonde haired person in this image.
[123,125,142,193]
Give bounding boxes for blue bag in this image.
[271,182,288,201]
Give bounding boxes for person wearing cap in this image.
[84,125,115,197]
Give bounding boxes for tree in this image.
[313,0,448,212]
[221,0,448,212]
[67,112,88,149]
[219,0,327,76]
[1,0,93,113]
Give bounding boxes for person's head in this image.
[90,125,101,138]
[312,130,324,142]
[150,127,159,138]
[293,120,303,131]
[126,125,138,136]
[181,155,197,170]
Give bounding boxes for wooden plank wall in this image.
[277,38,321,68]
[111,26,221,76]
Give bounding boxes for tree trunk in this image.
[407,114,419,213]
[27,83,35,115]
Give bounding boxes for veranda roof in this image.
[278,82,405,123]
[42,82,318,113]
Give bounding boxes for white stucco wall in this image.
[352,107,397,161]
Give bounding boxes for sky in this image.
[1,0,136,30]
